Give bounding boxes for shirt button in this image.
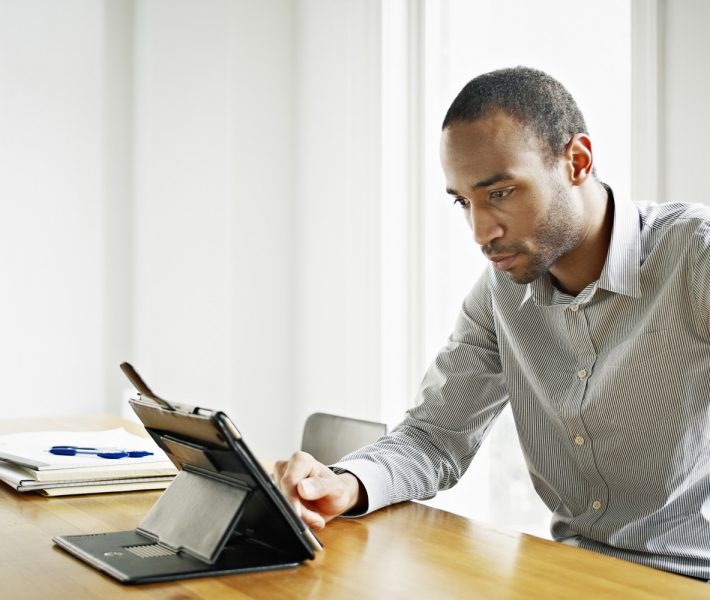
[592,500,602,511]
[570,304,580,312]
[577,369,589,379]
[574,435,585,446]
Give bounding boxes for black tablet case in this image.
[53,374,320,584]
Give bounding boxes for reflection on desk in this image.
[0,415,707,599]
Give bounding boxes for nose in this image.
[470,205,504,246]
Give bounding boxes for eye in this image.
[452,196,469,208]
[489,187,514,201]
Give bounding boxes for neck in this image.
[549,181,613,296]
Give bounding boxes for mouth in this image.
[488,253,519,271]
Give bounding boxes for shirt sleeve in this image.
[331,270,509,514]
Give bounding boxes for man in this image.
[275,66,710,579]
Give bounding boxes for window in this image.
[382,0,631,538]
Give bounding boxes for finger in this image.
[297,476,339,501]
[290,496,304,518]
[273,459,287,481]
[299,505,326,530]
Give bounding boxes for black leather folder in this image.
[52,363,321,584]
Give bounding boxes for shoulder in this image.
[636,200,710,236]
[641,202,710,318]
[635,201,710,264]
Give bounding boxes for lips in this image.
[489,253,519,270]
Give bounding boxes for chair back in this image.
[301,412,387,465]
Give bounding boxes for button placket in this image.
[560,296,609,532]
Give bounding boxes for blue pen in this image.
[49,446,154,459]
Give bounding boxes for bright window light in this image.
[382,0,631,538]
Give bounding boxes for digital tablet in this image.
[53,363,321,584]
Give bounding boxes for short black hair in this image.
[442,67,590,166]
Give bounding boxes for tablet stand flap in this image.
[136,469,249,565]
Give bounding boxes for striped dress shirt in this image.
[335,189,710,578]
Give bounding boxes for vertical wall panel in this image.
[132,0,296,457]
[0,0,108,416]
[293,0,383,428]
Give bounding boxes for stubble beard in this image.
[486,176,584,285]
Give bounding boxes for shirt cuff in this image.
[330,458,390,516]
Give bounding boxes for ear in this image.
[564,134,593,185]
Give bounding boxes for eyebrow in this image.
[446,172,515,196]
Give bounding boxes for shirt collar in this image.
[596,185,641,298]
[522,184,641,306]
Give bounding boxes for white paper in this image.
[0,428,172,470]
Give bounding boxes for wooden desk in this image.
[1,416,707,599]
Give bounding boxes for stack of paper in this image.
[0,428,177,496]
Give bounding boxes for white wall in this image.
[0,0,110,417]
[293,0,384,429]
[0,0,386,459]
[129,0,389,455]
[129,0,388,458]
[2,0,709,461]
[0,1,300,460]
[130,0,297,458]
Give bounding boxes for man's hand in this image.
[274,451,365,530]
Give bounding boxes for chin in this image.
[505,265,546,285]
[506,273,536,285]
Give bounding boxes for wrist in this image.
[338,472,367,514]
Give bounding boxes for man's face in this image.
[440,111,585,285]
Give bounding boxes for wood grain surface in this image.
[0,416,706,599]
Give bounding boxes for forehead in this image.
[440,111,547,186]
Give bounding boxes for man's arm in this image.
[276,270,508,524]
[329,271,508,514]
